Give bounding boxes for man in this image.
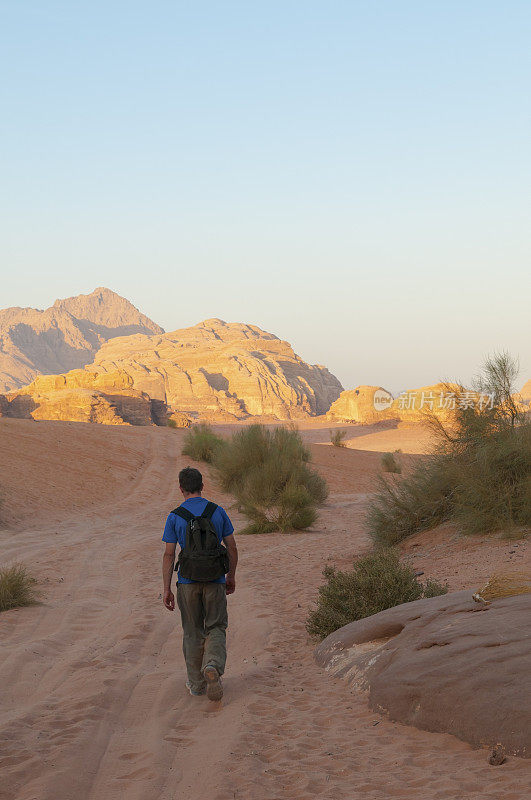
[162,466,238,701]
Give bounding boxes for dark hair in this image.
[179,466,203,494]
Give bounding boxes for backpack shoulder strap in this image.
[172,506,195,523]
[201,501,218,521]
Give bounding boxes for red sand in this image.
[0,418,528,800]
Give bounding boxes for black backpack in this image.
[173,501,230,582]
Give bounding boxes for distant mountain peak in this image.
[0,288,163,393]
[52,287,164,333]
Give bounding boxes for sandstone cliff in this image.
[2,369,164,426]
[0,287,163,392]
[2,318,342,424]
[327,383,509,425]
[327,385,394,424]
[88,318,343,420]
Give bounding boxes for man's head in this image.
[179,466,203,497]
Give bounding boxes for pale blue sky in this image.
[1,1,529,393]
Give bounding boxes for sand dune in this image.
[0,421,528,800]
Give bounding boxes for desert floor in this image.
[0,418,529,800]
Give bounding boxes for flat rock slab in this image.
[315,591,530,757]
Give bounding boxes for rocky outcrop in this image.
[3,369,158,426]
[327,383,507,425]
[88,318,343,420]
[1,290,342,423]
[2,318,342,424]
[519,379,531,405]
[327,386,394,424]
[168,411,192,428]
[315,591,530,757]
[0,287,163,393]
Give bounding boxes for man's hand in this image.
[226,576,236,595]
[162,543,176,611]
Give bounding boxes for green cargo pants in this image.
[176,582,228,692]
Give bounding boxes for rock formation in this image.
[315,591,530,757]
[327,382,506,425]
[1,313,342,423]
[0,287,163,393]
[327,386,394,424]
[2,369,163,426]
[519,379,531,405]
[87,318,342,420]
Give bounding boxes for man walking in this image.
[162,466,238,701]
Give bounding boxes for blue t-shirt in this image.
[162,497,234,584]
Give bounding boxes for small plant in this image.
[167,418,178,429]
[213,424,328,533]
[330,429,347,448]
[181,423,224,464]
[306,549,447,640]
[0,563,39,612]
[381,451,401,473]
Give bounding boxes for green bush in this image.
[306,549,448,640]
[330,429,347,448]
[167,418,178,429]
[381,451,401,473]
[181,423,224,464]
[367,353,531,545]
[367,455,455,546]
[213,424,328,533]
[0,563,39,612]
[449,423,531,535]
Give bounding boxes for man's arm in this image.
[162,542,176,610]
[224,534,238,595]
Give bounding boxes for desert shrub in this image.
[167,418,178,429]
[449,422,531,535]
[181,423,224,463]
[381,451,401,473]
[212,424,328,533]
[367,455,455,546]
[306,549,448,640]
[330,429,347,448]
[367,353,531,545]
[0,563,38,612]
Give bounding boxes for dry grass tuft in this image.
[0,563,39,612]
[330,429,347,448]
[381,451,401,473]
[473,573,531,603]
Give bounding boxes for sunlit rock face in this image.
[2,315,342,424]
[327,385,394,424]
[3,369,158,426]
[88,318,343,421]
[327,382,527,425]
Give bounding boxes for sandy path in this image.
[0,424,528,799]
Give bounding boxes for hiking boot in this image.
[203,665,223,701]
[186,681,206,697]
